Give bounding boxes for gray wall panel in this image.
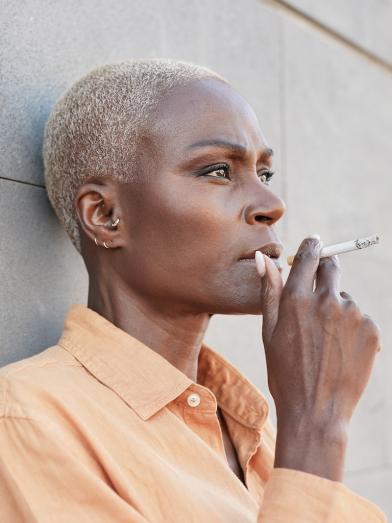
[284,0,392,64]
[0,178,88,366]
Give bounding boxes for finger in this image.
[339,291,358,312]
[363,315,382,353]
[258,254,284,347]
[315,255,341,296]
[285,236,323,294]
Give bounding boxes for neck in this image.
[87,272,211,383]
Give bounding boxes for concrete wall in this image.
[1,0,391,517]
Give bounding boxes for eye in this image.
[196,164,274,184]
[258,170,275,185]
[198,163,230,180]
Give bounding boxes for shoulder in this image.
[0,345,83,420]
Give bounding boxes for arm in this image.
[254,236,386,521]
[0,416,149,523]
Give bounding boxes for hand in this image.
[257,236,381,480]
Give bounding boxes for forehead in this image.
[147,78,269,156]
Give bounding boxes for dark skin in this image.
[75,78,381,486]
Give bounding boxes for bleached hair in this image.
[43,59,225,253]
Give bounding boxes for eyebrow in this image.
[188,139,274,159]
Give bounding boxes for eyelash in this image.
[198,163,275,185]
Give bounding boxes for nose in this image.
[243,186,286,226]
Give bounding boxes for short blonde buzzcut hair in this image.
[43,59,225,253]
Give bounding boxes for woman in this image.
[0,59,385,522]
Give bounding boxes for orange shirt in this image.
[0,304,386,522]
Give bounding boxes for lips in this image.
[238,242,284,271]
[239,242,283,260]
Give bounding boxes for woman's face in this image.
[117,78,286,315]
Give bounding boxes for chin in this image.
[207,293,264,316]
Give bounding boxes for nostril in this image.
[255,215,272,223]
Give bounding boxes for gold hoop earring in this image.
[94,236,112,248]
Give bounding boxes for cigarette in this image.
[287,234,380,266]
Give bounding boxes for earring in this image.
[94,237,112,248]
[111,217,120,228]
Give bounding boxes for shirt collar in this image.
[58,304,269,429]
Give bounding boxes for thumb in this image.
[255,251,283,347]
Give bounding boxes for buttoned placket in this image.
[180,384,228,461]
[178,384,268,495]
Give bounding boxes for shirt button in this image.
[187,393,201,408]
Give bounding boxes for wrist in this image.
[275,417,348,482]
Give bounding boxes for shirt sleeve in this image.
[0,416,150,523]
[257,467,387,522]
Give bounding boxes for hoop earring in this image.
[94,237,112,248]
[111,217,120,228]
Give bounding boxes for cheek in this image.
[147,187,233,264]
[124,197,229,304]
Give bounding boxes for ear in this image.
[74,180,126,249]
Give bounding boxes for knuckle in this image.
[344,301,363,324]
[295,249,318,263]
[342,298,358,313]
[319,255,341,273]
[322,301,343,321]
[319,293,341,313]
[284,287,310,306]
[362,315,381,341]
[362,314,375,327]
[318,287,333,300]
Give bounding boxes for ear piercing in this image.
[94,236,112,248]
[94,217,120,248]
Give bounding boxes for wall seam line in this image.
[259,0,392,75]
[0,176,45,189]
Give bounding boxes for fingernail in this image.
[307,233,321,240]
[255,251,266,277]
